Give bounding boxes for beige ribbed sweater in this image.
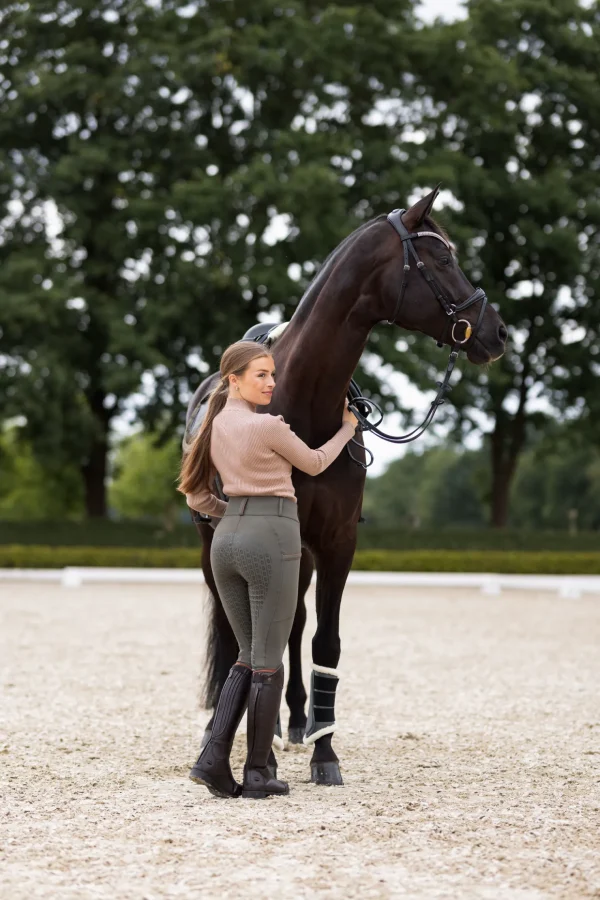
[186,396,356,517]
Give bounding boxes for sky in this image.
[418,0,465,22]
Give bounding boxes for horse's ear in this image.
[402,184,441,232]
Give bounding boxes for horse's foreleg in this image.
[304,545,354,786]
[286,548,313,744]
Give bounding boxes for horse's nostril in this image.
[498,324,508,343]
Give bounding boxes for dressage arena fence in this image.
[2,562,600,599]
[1,544,600,575]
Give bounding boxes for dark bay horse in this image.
[186,188,507,785]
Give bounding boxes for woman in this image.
[178,341,358,799]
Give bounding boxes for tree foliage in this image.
[363,447,488,529]
[364,425,600,533]
[0,427,83,520]
[109,432,185,526]
[0,0,421,516]
[397,0,600,525]
[1,0,599,527]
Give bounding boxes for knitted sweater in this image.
[186,396,356,517]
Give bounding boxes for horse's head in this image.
[377,187,506,364]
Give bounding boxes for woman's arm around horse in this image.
[262,414,356,476]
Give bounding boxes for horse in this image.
[185,187,507,785]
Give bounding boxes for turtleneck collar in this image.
[225,394,257,413]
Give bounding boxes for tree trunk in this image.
[489,419,524,528]
[81,434,108,518]
[489,350,532,528]
[81,390,110,518]
[490,460,514,528]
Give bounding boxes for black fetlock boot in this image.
[242,667,289,799]
[189,663,251,798]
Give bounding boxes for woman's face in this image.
[230,355,276,406]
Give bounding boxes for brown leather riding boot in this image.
[242,666,289,799]
[189,663,251,798]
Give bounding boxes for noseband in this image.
[346,209,490,462]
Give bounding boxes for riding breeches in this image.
[210,496,302,670]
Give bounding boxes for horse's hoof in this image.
[288,726,305,745]
[200,728,212,750]
[310,761,343,786]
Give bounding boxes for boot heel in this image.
[242,789,269,800]
[191,773,241,799]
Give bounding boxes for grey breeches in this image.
[210,496,301,670]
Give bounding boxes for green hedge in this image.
[2,520,600,552]
[0,520,202,548]
[355,526,600,552]
[0,545,201,569]
[2,545,600,574]
[353,550,600,574]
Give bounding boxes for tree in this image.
[362,446,487,529]
[0,427,83,520]
[510,425,600,531]
[109,432,185,526]
[0,0,422,517]
[394,0,600,525]
[1,1,197,515]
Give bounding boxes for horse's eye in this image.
[439,256,451,266]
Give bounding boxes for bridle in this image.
[385,209,488,345]
[346,208,489,466]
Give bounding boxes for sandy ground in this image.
[1,581,600,900]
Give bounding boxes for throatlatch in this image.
[303,664,340,746]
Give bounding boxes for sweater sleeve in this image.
[263,416,356,476]
[185,465,228,517]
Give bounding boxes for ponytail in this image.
[178,379,228,495]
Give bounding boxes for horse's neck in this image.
[276,251,376,418]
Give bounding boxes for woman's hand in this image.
[343,397,358,429]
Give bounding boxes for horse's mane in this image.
[292,211,451,321]
[292,215,387,322]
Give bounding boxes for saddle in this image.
[188,321,369,524]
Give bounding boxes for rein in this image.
[346,209,488,466]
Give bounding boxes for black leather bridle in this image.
[385,209,488,344]
[346,208,489,464]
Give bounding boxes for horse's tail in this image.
[201,589,238,708]
[199,528,238,709]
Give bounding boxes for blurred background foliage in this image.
[1,0,599,544]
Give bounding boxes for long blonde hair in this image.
[178,341,272,495]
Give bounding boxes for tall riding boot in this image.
[242,667,289,799]
[189,663,251,798]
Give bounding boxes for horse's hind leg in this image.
[286,548,313,744]
[195,522,238,747]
